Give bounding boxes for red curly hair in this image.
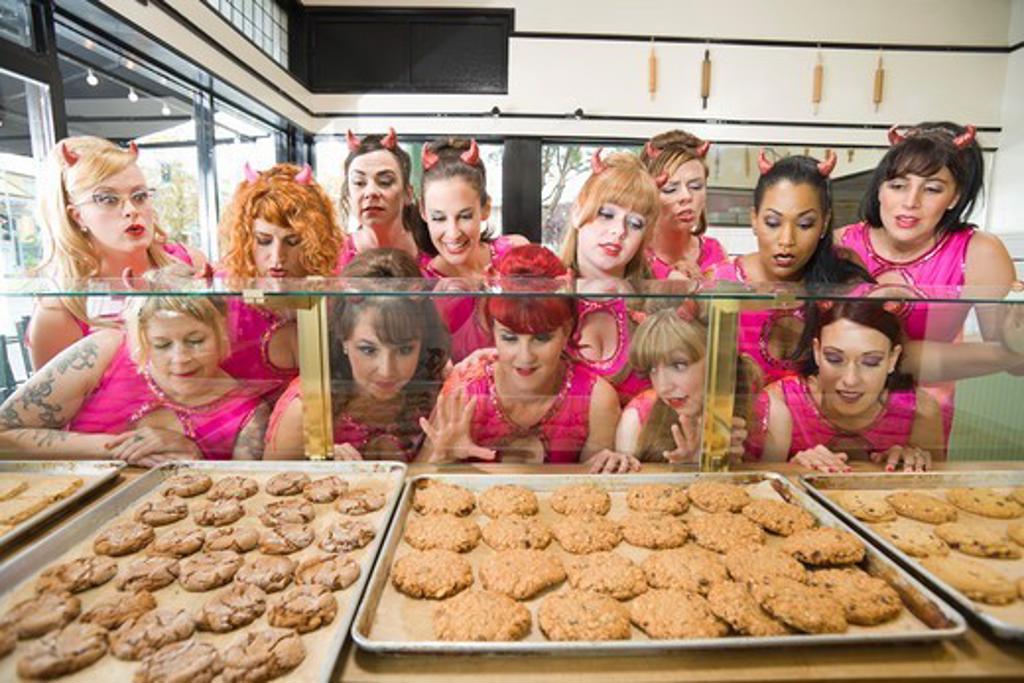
[485,244,576,335]
[219,163,343,277]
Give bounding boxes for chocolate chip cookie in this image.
[689,512,765,554]
[404,513,482,552]
[134,497,189,527]
[134,639,223,683]
[35,555,117,594]
[626,483,689,515]
[179,551,243,592]
[481,515,552,551]
[479,484,539,518]
[921,555,1018,605]
[391,549,473,599]
[935,522,1022,559]
[807,568,903,625]
[94,521,155,556]
[3,591,80,639]
[946,487,1024,519]
[196,582,267,632]
[206,476,259,501]
[116,556,180,592]
[110,608,195,660]
[16,623,106,679]
[552,513,622,554]
[151,527,206,558]
[620,511,689,549]
[642,546,728,595]
[411,479,476,516]
[80,590,156,630]
[630,589,728,639]
[162,472,212,498]
[259,499,316,528]
[564,551,647,600]
[1008,521,1024,547]
[781,527,865,566]
[433,590,532,641]
[267,583,337,633]
[295,553,360,591]
[828,491,896,523]
[707,581,788,636]
[885,491,958,524]
[549,483,611,516]
[688,480,751,513]
[538,590,631,641]
[742,499,815,536]
[204,526,260,553]
[220,628,304,683]
[234,555,296,593]
[265,472,311,496]
[302,475,348,503]
[193,499,245,527]
[259,523,314,555]
[872,522,950,558]
[318,519,376,553]
[335,487,387,515]
[752,576,848,634]
[478,549,566,600]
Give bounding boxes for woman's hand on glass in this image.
[870,444,931,472]
[419,387,496,463]
[332,443,364,461]
[586,449,642,474]
[662,406,701,464]
[105,427,202,467]
[728,416,749,463]
[792,444,851,473]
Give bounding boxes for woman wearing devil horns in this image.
[640,130,727,279]
[27,136,208,369]
[217,162,343,397]
[337,128,424,269]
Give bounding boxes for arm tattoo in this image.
[0,338,100,431]
[234,403,269,460]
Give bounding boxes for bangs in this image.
[885,137,951,181]
[577,153,661,228]
[629,310,704,373]
[488,295,574,335]
[366,299,425,345]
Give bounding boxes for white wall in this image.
[989,0,1024,241]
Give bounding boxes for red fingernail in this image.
[885,465,895,472]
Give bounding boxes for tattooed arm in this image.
[0,330,121,459]
[233,402,270,460]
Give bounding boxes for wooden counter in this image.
[2,460,1023,682]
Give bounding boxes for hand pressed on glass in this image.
[419,387,496,463]
[105,427,202,468]
[870,445,931,473]
[585,449,641,474]
[792,444,852,474]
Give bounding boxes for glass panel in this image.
[0,0,33,49]
[213,101,280,228]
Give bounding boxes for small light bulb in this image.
[127,87,138,103]
[86,69,98,86]
[124,59,135,71]
[161,102,171,116]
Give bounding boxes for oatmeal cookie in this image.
[134,497,189,527]
[781,527,865,566]
[538,590,631,641]
[193,499,245,527]
[162,472,212,498]
[16,623,106,679]
[885,491,957,524]
[642,546,728,595]
[549,483,611,516]
[151,527,206,558]
[828,491,896,523]
[630,589,728,639]
[234,556,296,593]
[921,555,1018,605]
[94,521,155,556]
[3,591,80,639]
[552,513,622,554]
[179,551,243,592]
[35,555,117,594]
[564,551,647,600]
[116,556,180,593]
[742,499,815,536]
[689,512,765,554]
[264,472,311,496]
[872,522,950,558]
[946,487,1024,519]
[0,621,14,657]
[1012,487,1024,506]
[620,512,688,549]
[220,628,304,683]
[479,484,539,518]
[752,576,848,634]
[318,519,376,553]
[335,487,387,515]
[724,546,807,587]
[80,590,156,630]
[196,582,267,632]
[433,590,532,641]
[295,554,360,591]
[411,479,476,516]
[479,549,566,600]
[267,584,337,633]
[404,513,481,552]
[391,549,473,599]
[110,608,195,660]
[206,476,259,501]
[481,515,552,551]
[688,480,751,513]
[302,475,348,503]
[204,526,260,553]
[626,483,689,515]
[134,639,223,683]
[258,498,315,527]
[706,581,788,636]
[807,568,903,625]
[1008,521,1024,547]
[934,522,1022,559]
[259,524,314,555]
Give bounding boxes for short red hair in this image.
[485,244,575,334]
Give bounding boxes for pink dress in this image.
[418,235,520,362]
[746,375,917,461]
[220,298,298,399]
[710,258,803,383]
[646,236,727,279]
[335,231,427,273]
[449,351,600,463]
[66,336,265,460]
[567,297,651,405]
[625,388,659,424]
[265,377,426,462]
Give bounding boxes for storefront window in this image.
[213,101,281,227]
[0,0,33,49]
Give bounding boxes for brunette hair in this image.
[485,244,575,335]
[339,131,423,235]
[859,122,983,237]
[754,154,871,286]
[219,163,342,277]
[414,137,495,256]
[640,129,710,235]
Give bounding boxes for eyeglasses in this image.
[74,188,156,213]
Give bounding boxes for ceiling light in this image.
[127,87,138,103]
[161,101,171,116]
[124,58,136,71]
[85,69,98,86]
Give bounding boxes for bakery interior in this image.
[1,0,1024,680]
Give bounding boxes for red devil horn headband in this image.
[694,140,711,159]
[422,145,440,171]
[591,148,608,175]
[381,127,397,150]
[243,162,260,184]
[346,130,361,153]
[887,125,906,146]
[817,150,837,178]
[757,149,774,175]
[60,142,80,167]
[644,140,661,159]
[128,141,139,158]
[952,124,977,149]
[461,139,480,166]
[294,164,313,185]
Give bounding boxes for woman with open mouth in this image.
[413,137,528,361]
[264,248,449,461]
[419,245,639,473]
[559,150,662,406]
[217,162,343,399]
[27,136,207,370]
[749,299,943,474]
[640,129,727,279]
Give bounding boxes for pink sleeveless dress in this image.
[66,336,265,460]
[646,236,727,279]
[625,388,659,424]
[335,231,427,273]
[265,377,427,462]
[417,235,519,362]
[567,297,651,405]
[220,298,298,399]
[746,376,917,461]
[709,258,803,383]
[838,222,975,435]
[449,351,600,463]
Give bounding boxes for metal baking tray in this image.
[352,471,965,654]
[0,460,124,554]
[0,460,406,683]
[801,471,1024,641]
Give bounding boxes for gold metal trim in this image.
[296,296,333,460]
[700,298,740,472]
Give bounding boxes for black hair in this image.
[339,132,425,237]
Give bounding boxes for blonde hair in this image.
[559,151,660,282]
[124,293,229,368]
[639,129,710,235]
[35,136,175,324]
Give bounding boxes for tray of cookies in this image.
[0,461,125,554]
[351,471,965,654]
[0,460,405,682]
[800,471,1024,640]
